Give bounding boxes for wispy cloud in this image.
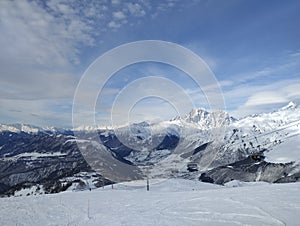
[0,0,299,127]
[228,79,300,118]
[126,2,146,17]
[0,0,184,126]
[0,98,72,127]
[244,91,289,106]
[113,11,127,20]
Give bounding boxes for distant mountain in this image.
[0,123,68,134]
[0,123,41,133]
[174,108,235,128]
[0,101,299,196]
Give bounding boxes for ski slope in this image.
[0,179,299,226]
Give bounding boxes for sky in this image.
[0,0,300,128]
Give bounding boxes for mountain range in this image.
[0,101,299,196]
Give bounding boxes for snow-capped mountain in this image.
[117,101,300,181]
[0,101,299,196]
[0,123,67,134]
[0,123,42,133]
[227,101,300,161]
[174,108,235,128]
[233,101,299,134]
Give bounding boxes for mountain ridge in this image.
[0,101,298,134]
[0,101,299,196]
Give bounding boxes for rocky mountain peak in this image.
[280,101,297,111]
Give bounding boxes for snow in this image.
[224,180,270,188]
[0,179,299,226]
[265,134,300,164]
[63,138,89,144]
[13,185,45,197]
[280,101,297,110]
[0,124,20,133]
[3,152,67,160]
[103,179,221,192]
[73,125,113,131]
[62,172,100,191]
[0,123,40,133]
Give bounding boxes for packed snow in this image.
[0,179,299,226]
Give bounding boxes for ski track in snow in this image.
[0,179,299,226]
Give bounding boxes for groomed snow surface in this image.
[0,179,300,226]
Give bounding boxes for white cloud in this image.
[113,11,126,20]
[283,84,300,99]
[111,0,121,6]
[0,0,222,127]
[244,92,288,106]
[0,0,104,126]
[0,0,98,68]
[289,51,300,57]
[108,21,121,29]
[216,51,300,117]
[0,0,90,107]
[126,3,146,17]
[229,80,300,118]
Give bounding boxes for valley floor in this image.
[0,179,299,226]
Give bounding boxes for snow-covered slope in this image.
[227,101,300,163]
[265,136,300,164]
[0,179,299,226]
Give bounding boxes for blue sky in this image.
[0,0,299,127]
